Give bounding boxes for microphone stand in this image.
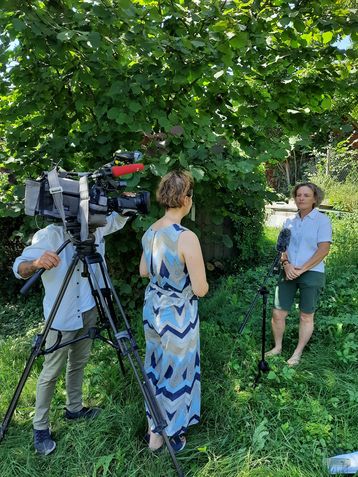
[238,226,291,386]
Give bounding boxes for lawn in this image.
[0,219,357,477]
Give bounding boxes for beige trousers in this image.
[33,307,98,430]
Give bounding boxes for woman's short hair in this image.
[292,182,325,207]
[156,170,194,209]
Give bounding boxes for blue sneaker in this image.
[64,407,101,420]
[170,434,186,453]
[33,428,56,455]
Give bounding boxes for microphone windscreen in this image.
[276,228,291,252]
[111,163,144,177]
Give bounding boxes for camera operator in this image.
[13,212,128,456]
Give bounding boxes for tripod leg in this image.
[85,258,184,477]
[1,335,43,440]
[89,287,126,376]
[0,254,80,441]
[117,336,184,477]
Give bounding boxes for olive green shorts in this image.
[274,271,326,314]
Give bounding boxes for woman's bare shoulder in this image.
[179,229,200,247]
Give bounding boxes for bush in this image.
[309,147,358,212]
[312,175,358,212]
[326,212,358,269]
[0,216,27,300]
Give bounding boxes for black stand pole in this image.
[253,286,270,387]
[238,252,281,386]
[0,236,184,477]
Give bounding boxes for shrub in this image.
[326,212,358,270]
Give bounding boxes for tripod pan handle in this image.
[19,239,71,296]
[20,269,44,296]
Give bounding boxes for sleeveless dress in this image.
[142,223,200,437]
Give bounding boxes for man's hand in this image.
[18,251,61,279]
[33,251,61,270]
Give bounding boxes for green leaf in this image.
[93,5,112,19]
[189,166,205,181]
[191,40,205,48]
[107,108,127,124]
[129,101,141,113]
[107,107,122,119]
[294,19,305,33]
[322,31,333,44]
[252,419,269,452]
[12,18,25,31]
[280,17,291,27]
[124,173,141,188]
[197,446,207,452]
[267,371,277,380]
[229,32,248,49]
[149,162,168,176]
[87,31,101,48]
[237,161,255,173]
[178,152,188,168]
[321,96,332,110]
[211,20,228,32]
[57,31,75,42]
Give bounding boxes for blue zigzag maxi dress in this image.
[142,224,200,437]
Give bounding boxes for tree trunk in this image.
[284,160,290,188]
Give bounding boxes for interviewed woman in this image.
[266,182,332,366]
[139,170,208,452]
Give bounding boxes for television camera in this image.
[24,150,150,237]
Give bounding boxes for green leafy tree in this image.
[0,0,356,299]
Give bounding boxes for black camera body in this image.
[24,151,150,230]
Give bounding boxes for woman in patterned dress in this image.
[139,170,208,452]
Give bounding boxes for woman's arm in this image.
[139,252,149,278]
[284,242,331,280]
[179,231,208,297]
[298,242,331,273]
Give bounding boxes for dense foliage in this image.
[0,223,357,477]
[307,140,358,212]
[0,1,356,281]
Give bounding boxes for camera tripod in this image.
[0,233,184,477]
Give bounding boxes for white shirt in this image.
[13,213,128,331]
[284,208,332,273]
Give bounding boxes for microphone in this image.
[111,163,144,177]
[276,228,291,252]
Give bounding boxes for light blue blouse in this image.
[284,208,332,273]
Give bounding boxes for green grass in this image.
[0,223,357,477]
